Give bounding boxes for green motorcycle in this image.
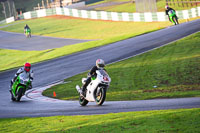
[10,72,31,101]
[168,10,179,25]
[25,28,31,38]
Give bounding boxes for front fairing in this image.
[12,72,30,96]
[86,70,111,101]
[96,70,111,85]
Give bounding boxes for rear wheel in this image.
[95,87,106,105]
[16,88,23,102]
[79,96,88,106]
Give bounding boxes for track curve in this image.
[0,19,200,118]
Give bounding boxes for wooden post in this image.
[16,12,18,19]
[172,0,175,6]
[38,3,40,9]
[1,2,7,19]
[186,0,189,7]
[60,0,62,7]
[177,0,180,7]
[168,0,171,6]
[46,0,49,8]
[42,0,45,8]
[190,0,192,7]
[181,0,184,7]
[195,0,197,7]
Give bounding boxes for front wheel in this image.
[95,87,106,105]
[10,92,16,101]
[16,88,23,102]
[79,96,88,106]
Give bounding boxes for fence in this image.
[166,0,200,7]
[0,6,200,24]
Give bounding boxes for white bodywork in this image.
[76,70,111,102]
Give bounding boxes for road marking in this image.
[25,81,68,103]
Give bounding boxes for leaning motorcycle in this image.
[76,69,111,106]
[10,72,31,101]
[169,10,179,25]
[25,29,31,38]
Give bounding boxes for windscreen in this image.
[98,70,109,77]
[19,72,29,81]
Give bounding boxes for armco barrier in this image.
[0,19,6,25]
[1,6,200,24]
[6,17,15,23]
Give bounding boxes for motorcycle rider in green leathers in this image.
[10,63,34,91]
[165,5,179,25]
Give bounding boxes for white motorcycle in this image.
[76,69,111,106]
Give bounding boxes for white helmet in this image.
[96,59,105,68]
[165,5,169,10]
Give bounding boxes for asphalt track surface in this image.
[0,30,90,51]
[0,19,200,118]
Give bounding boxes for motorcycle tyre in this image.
[79,96,88,106]
[16,88,23,102]
[26,32,31,38]
[10,91,16,101]
[95,88,106,106]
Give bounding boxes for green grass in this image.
[90,0,199,13]
[0,16,171,40]
[0,16,173,71]
[96,2,136,12]
[43,32,200,101]
[0,108,199,132]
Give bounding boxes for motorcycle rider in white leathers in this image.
[10,63,34,90]
[81,59,106,96]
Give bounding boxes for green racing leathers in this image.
[166,7,179,25]
[25,28,31,38]
[168,10,179,25]
[10,67,33,101]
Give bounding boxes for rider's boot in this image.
[81,85,86,97]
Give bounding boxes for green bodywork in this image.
[25,28,31,37]
[11,76,30,97]
[25,28,31,33]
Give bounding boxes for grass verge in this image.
[90,0,200,12]
[0,16,172,71]
[0,16,171,40]
[43,32,200,101]
[0,108,199,132]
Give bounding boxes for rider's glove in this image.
[87,72,91,77]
